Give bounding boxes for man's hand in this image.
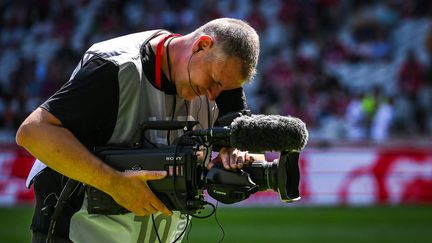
[207,147,253,170]
[108,170,172,217]
[16,108,172,217]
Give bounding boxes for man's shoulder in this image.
[89,30,168,53]
[84,30,167,68]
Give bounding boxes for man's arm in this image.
[16,107,171,216]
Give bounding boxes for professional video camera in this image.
[86,114,308,215]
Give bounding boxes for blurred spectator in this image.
[371,96,394,142]
[351,19,392,61]
[1,0,432,143]
[398,49,424,95]
[361,87,378,124]
[321,35,349,65]
[344,93,367,141]
[397,49,428,133]
[246,0,267,33]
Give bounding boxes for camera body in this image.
[87,134,209,214]
[86,121,301,215]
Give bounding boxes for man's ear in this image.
[192,35,213,53]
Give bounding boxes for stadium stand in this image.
[0,0,431,206]
[1,0,432,143]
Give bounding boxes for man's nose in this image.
[206,87,223,100]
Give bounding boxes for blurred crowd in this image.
[1,0,432,143]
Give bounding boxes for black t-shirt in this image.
[41,42,177,149]
[32,57,121,237]
[41,57,119,148]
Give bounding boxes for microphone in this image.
[192,115,308,152]
[230,115,308,152]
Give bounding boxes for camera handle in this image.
[140,120,198,133]
[138,120,199,145]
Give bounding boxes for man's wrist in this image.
[90,162,122,194]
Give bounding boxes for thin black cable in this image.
[214,201,225,243]
[184,202,217,243]
[187,53,203,125]
[186,217,193,243]
[166,36,176,84]
[45,179,80,243]
[184,100,189,116]
[151,214,163,243]
[190,201,216,219]
[42,192,58,207]
[167,96,176,145]
[195,96,203,128]
[143,136,158,148]
[187,53,200,98]
[172,214,190,243]
[165,36,178,145]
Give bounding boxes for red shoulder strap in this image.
[155,33,181,89]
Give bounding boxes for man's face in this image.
[177,53,244,101]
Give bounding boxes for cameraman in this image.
[16,18,260,243]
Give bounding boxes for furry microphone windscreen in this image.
[229,115,308,153]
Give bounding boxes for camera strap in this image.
[45,178,82,243]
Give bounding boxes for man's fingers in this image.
[207,160,214,169]
[136,170,168,181]
[141,173,172,216]
[209,148,251,170]
[207,154,221,169]
[148,194,172,216]
[146,203,169,216]
[218,147,234,169]
[237,156,244,168]
[221,152,231,169]
[230,153,239,169]
[126,170,172,216]
[135,208,151,216]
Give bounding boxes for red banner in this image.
[0,146,35,205]
[1,146,431,206]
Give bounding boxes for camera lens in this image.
[243,152,301,202]
[243,160,279,191]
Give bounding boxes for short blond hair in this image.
[193,18,260,82]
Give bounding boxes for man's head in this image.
[172,18,260,101]
[193,18,260,82]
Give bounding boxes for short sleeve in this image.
[41,58,119,147]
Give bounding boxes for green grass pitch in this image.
[1,205,431,243]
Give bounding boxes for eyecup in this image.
[277,151,301,203]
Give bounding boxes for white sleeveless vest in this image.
[27,30,218,243]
